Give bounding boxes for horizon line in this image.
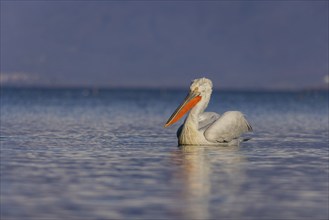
[1,84,328,93]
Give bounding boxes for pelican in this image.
[164,77,252,145]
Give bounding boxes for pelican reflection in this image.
[172,144,246,219]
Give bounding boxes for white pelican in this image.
[164,77,252,145]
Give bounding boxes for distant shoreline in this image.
[1,85,328,93]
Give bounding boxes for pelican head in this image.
[190,77,213,96]
[164,77,213,128]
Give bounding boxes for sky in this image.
[1,1,328,90]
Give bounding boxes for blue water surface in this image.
[1,88,328,219]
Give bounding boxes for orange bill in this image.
[164,92,201,128]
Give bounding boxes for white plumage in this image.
[165,77,252,145]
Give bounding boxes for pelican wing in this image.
[204,111,252,143]
[177,112,220,138]
[198,112,220,130]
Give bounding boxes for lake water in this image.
[1,88,328,219]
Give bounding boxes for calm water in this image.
[1,88,328,219]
